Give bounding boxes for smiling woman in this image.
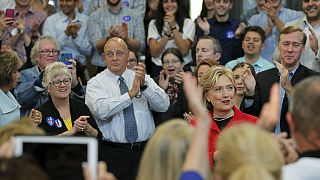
[189,66,258,166]
[36,62,102,139]
[0,50,22,127]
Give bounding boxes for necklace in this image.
[213,110,234,122]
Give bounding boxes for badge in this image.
[55,119,63,128]
[123,1,129,7]
[123,15,131,22]
[226,31,235,39]
[46,117,54,126]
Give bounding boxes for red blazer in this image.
[190,106,258,167]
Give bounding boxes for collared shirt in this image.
[42,12,92,65]
[275,66,298,134]
[248,7,304,61]
[197,18,244,65]
[85,69,170,143]
[0,89,20,127]
[1,8,47,64]
[282,157,320,180]
[121,0,146,17]
[240,7,259,24]
[285,15,320,72]
[225,56,275,74]
[148,19,195,66]
[87,6,145,67]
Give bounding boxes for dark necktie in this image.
[119,76,138,142]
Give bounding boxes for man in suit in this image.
[252,26,318,135]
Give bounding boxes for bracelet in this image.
[164,34,171,38]
[170,26,177,31]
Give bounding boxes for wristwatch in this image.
[140,81,148,92]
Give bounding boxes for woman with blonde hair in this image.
[37,62,101,138]
[190,66,258,166]
[137,119,194,180]
[215,123,284,180]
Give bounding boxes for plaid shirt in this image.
[87,6,145,67]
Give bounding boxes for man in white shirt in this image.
[85,37,169,180]
[285,0,320,72]
[283,76,320,180]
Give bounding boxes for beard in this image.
[107,0,121,6]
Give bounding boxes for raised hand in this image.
[235,22,247,39]
[174,70,185,84]
[258,83,279,131]
[135,62,146,88]
[196,16,210,35]
[309,27,319,55]
[273,60,292,96]
[159,70,169,90]
[242,65,256,96]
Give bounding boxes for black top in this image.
[37,96,102,139]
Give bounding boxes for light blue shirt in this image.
[248,7,304,61]
[42,12,93,65]
[225,56,275,74]
[0,90,20,127]
[87,6,145,67]
[285,15,320,72]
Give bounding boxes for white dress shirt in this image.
[85,69,170,143]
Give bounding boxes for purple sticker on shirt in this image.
[123,1,129,7]
[54,119,63,128]
[226,31,235,39]
[123,15,131,22]
[46,117,54,126]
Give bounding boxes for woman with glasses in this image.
[153,48,184,124]
[126,51,138,71]
[189,66,258,167]
[36,62,102,138]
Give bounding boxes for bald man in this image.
[85,38,169,180]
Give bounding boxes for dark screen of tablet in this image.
[23,143,87,180]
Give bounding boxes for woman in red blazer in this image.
[189,66,258,167]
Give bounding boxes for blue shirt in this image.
[42,12,93,65]
[196,18,244,65]
[248,7,304,61]
[225,56,275,74]
[0,89,20,127]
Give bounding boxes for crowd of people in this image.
[1,0,320,180]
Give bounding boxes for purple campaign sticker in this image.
[55,119,63,128]
[46,117,54,126]
[123,1,129,7]
[226,31,235,39]
[123,15,131,22]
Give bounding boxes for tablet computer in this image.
[12,136,98,180]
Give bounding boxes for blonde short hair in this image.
[216,123,284,180]
[42,62,71,88]
[199,66,236,112]
[137,120,194,180]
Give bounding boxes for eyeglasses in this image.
[39,49,60,56]
[49,78,72,87]
[163,59,181,65]
[103,50,127,58]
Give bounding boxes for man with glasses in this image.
[249,26,318,136]
[15,35,85,117]
[285,0,320,72]
[85,37,169,180]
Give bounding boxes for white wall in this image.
[190,0,203,20]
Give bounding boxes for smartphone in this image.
[60,53,73,65]
[12,136,98,180]
[5,9,15,20]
